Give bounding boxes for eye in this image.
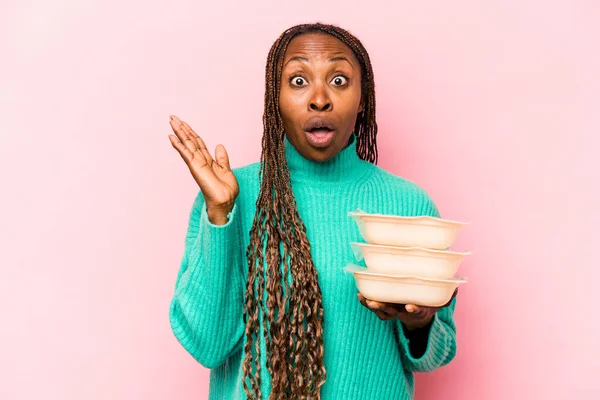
[331,75,348,86]
[290,76,308,87]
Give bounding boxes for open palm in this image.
[168,115,239,223]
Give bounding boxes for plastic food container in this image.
[344,264,467,307]
[349,210,468,250]
[351,242,470,280]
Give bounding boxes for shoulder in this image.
[367,165,440,217]
[371,165,429,196]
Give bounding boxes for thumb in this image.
[215,144,231,170]
[405,304,419,313]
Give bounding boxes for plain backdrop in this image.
[1,0,599,399]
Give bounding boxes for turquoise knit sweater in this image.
[169,135,457,399]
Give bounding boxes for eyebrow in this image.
[284,55,354,67]
[329,56,353,66]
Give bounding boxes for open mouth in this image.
[304,118,336,148]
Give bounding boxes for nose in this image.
[309,83,332,112]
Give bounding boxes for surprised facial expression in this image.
[279,33,364,163]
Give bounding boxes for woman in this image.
[168,23,458,400]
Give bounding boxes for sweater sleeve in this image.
[169,191,246,369]
[396,298,457,372]
[396,189,458,372]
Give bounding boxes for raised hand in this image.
[168,115,239,225]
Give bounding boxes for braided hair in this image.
[242,22,378,399]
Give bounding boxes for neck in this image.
[283,134,368,184]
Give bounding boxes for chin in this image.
[304,145,339,163]
[307,152,332,163]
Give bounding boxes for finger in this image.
[168,134,195,163]
[214,144,231,170]
[374,311,395,321]
[365,301,395,320]
[181,121,214,163]
[366,299,385,310]
[405,304,419,313]
[372,303,404,319]
[366,300,397,318]
[358,296,395,319]
[171,117,213,164]
[181,123,212,158]
[170,119,198,154]
[407,305,437,320]
[169,133,211,173]
[179,120,203,148]
[357,293,369,308]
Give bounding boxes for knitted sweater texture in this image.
[169,135,457,399]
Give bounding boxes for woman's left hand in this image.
[357,289,457,331]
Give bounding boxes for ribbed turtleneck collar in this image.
[284,133,368,184]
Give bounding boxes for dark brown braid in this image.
[242,23,378,400]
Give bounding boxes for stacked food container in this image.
[345,210,470,307]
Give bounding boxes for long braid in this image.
[242,23,378,399]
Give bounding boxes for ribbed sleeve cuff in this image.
[398,309,457,372]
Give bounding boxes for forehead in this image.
[283,33,358,63]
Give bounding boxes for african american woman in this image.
[168,23,459,400]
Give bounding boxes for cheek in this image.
[342,84,362,108]
[340,92,362,124]
[280,88,300,112]
[280,96,305,125]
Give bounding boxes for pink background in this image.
[1,0,599,399]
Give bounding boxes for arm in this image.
[169,191,246,369]
[397,190,458,372]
